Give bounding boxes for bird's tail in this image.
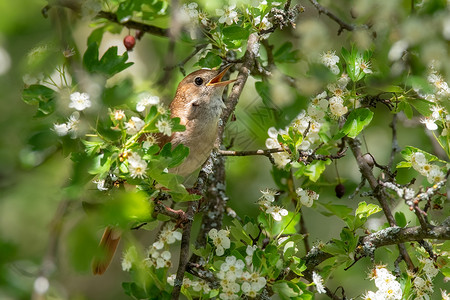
[92,227,121,275]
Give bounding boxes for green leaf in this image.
[87,26,106,46]
[122,282,148,299]
[336,108,374,139]
[395,211,407,227]
[407,98,432,116]
[302,160,330,182]
[272,281,303,300]
[400,146,444,163]
[102,78,133,106]
[160,143,189,168]
[22,84,56,117]
[355,201,382,218]
[197,52,222,69]
[83,43,133,78]
[273,42,299,63]
[398,101,413,119]
[320,202,353,219]
[82,139,103,156]
[255,81,271,106]
[101,191,153,228]
[223,25,250,41]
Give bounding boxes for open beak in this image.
[206,64,236,87]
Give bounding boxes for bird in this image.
[92,65,236,275]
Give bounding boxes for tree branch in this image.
[346,137,415,270]
[171,202,196,300]
[96,11,168,37]
[308,0,368,34]
[304,222,450,275]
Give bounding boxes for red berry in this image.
[123,35,136,51]
[335,183,346,198]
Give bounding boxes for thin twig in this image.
[299,208,311,253]
[32,200,70,299]
[96,11,168,37]
[308,0,368,34]
[388,113,399,169]
[154,200,188,224]
[171,202,196,300]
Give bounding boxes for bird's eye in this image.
[194,77,204,86]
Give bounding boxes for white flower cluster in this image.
[265,103,329,168]
[409,151,446,184]
[326,74,352,118]
[181,2,209,26]
[296,187,319,207]
[412,257,439,299]
[321,50,340,75]
[216,4,239,25]
[417,68,450,134]
[53,112,80,138]
[356,57,373,74]
[53,90,92,138]
[144,223,182,269]
[427,71,450,100]
[180,2,209,39]
[217,250,267,299]
[69,92,91,111]
[441,289,450,300]
[127,152,148,179]
[125,116,145,135]
[167,274,211,294]
[156,118,172,136]
[257,189,288,221]
[312,271,326,294]
[121,246,138,272]
[136,92,159,113]
[364,266,402,300]
[208,228,231,256]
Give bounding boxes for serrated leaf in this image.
[273,42,299,63]
[302,159,330,182]
[355,201,382,218]
[396,161,412,168]
[196,52,222,68]
[83,43,133,78]
[22,84,56,117]
[400,146,444,163]
[272,281,303,300]
[320,202,353,219]
[336,108,374,139]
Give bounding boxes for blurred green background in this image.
[1,0,449,299]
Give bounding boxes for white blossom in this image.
[312,271,326,294]
[321,50,340,68]
[127,152,148,179]
[216,4,239,25]
[271,152,291,168]
[420,117,438,131]
[156,118,172,136]
[266,205,288,221]
[136,93,160,112]
[69,92,91,111]
[125,116,145,135]
[208,228,230,256]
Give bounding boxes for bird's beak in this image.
[206,64,236,87]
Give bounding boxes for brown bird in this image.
[92,65,235,275]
